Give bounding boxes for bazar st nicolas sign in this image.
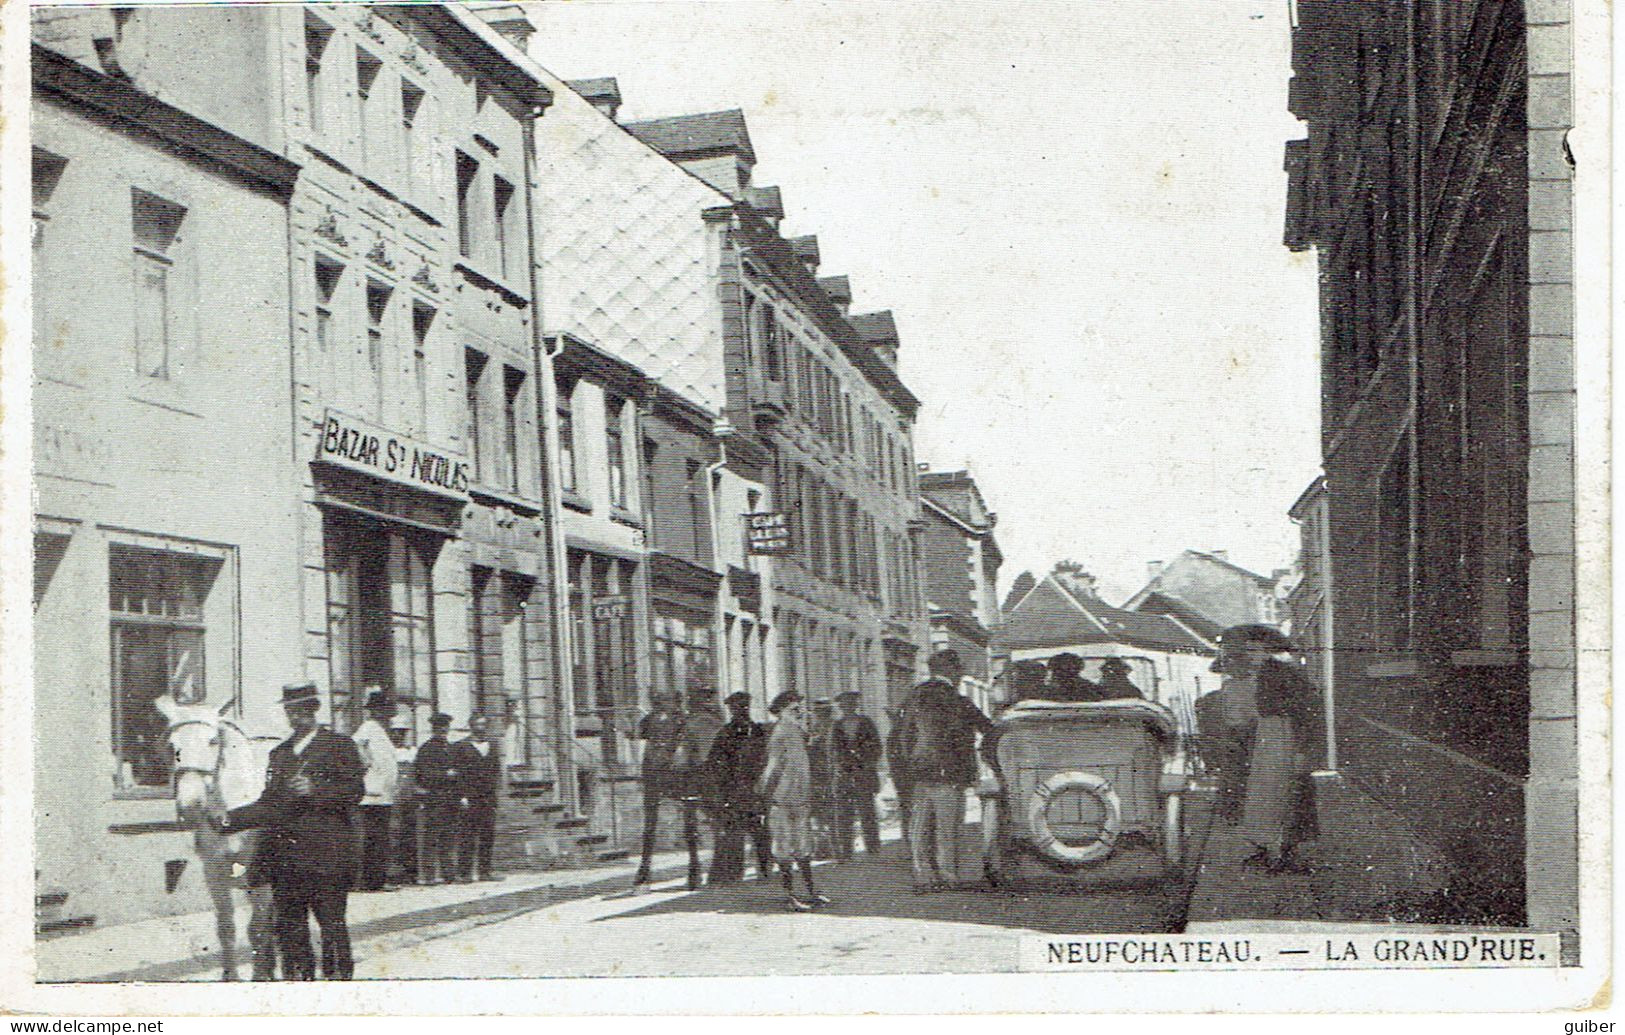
[317,409,471,499]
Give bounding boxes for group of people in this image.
[210,684,503,980]
[1003,652,1146,704]
[1195,624,1324,875]
[629,682,889,911]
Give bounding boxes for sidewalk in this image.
[1185,772,1463,931]
[36,843,710,983]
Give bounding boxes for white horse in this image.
[156,694,281,981]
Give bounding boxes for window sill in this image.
[609,506,644,530]
[469,482,543,517]
[560,489,593,514]
[128,376,204,418]
[453,259,531,309]
[1364,657,1419,680]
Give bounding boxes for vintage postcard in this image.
[0,0,1610,1017]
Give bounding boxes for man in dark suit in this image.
[705,691,773,884]
[831,690,883,860]
[453,713,503,883]
[412,713,460,885]
[216,681,365,981]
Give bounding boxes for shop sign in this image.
[745,511,792,555]
[592,597,631,621]
[317,409,470,500]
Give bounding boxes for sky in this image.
[526,0,1322,604]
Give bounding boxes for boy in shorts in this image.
[758,691,831,911]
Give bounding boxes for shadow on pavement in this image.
[595,826,1190,936]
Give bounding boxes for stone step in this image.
[531,803,568,815]
[575,834,609,847]
[596,848,632,862]
[553,817,589,830]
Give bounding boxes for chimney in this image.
[1147,560,1163,581]
[468,3,535,49]
[565,77,622,121]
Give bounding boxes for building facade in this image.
[918,470,1004,715]
[30,2,572,922]
[1125,549,1282,630]
[31,32,303,927]
[1284,0,1576,932]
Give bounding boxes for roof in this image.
[998,575,1215,654]
[1183,549,1275,587]
[1131,591,1225,641]
[851,310,899,345]
[564,77,621,106]
[731,204,920,418]
[790,235,821,265]
[818,275,851,303]
[624,109,755,163]
[1289,474,1328,519]
[32,43,302,197]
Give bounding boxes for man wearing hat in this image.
[215,681,365,980]
[633,688,701,891]
[830,690,883,860]
[1097,658,1145,700]
[452,713,503,882]
[758,691,829,911]
[705,691,774,884]
[411,713,460,885]
[805,698,839,859]
[350,687,400,892]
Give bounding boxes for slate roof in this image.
[790,235,821,265]
[624,109,755,162]
[818,275,851,304]
[1131,591,1226,641]
[999,576,1215,654]
[746,185,784,219]
[851,310,898,344]
[564,77,621,106]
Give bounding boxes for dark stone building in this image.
[1284,0,1575,933]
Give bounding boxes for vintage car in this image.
[980,698,1188,887]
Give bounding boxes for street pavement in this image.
[356,831,1192,979]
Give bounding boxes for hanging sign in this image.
[592,597,631,621]
[316,409,471,500]
[745,511,792,555]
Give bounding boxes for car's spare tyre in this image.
[1027,770,1122,865]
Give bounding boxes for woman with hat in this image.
[1211,624,1322,873]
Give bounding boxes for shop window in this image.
[605,396,627,509]
[324,514,439,741]
[557,376,578,494]
[109,545,225,790]
[502,365,525,494]
[652,611,715,701]
[304,13,332,136]
[131,189,187,380]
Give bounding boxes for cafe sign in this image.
[745,511,792,555]
[317,409,471,501]
[592,597,631,621]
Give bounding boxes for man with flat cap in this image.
[1097,658,1146,700]
[831,690,883,860]
[705,691,774,884]
[215,681,365,980]
[1047,652,1109,702]
[412,712,460,885]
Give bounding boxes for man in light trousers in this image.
[895,650,998,892]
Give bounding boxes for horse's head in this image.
[155,694,227,821]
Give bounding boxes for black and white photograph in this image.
[2,0,1608,1016]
